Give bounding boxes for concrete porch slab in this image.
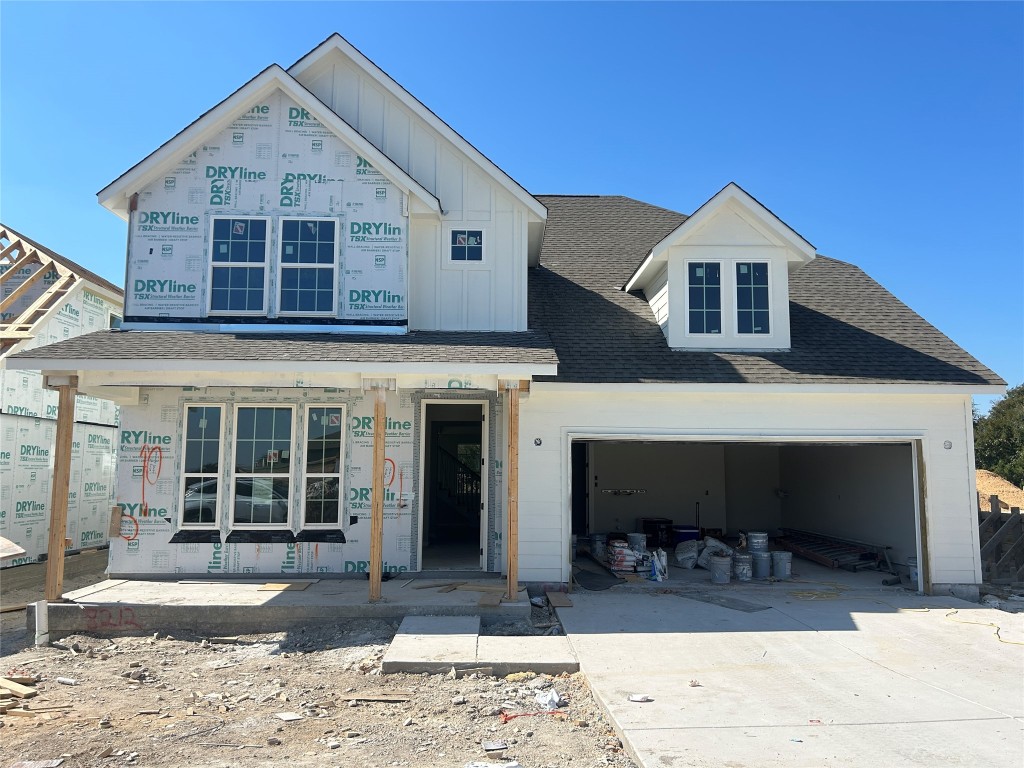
[35,578,530,638]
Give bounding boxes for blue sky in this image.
[2,1,1021,410]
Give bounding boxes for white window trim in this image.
[683,258,777,341]
[179,403,225,530]
[734,260,773,337]
[683,260,724,337]
[207,216,272,317]
[443,225,489,270]
[230,403,296,529]
[276,216,340,318]
[300,403,346,529]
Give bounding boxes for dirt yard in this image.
[1,615,634,768]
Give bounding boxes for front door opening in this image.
[422,403,484,570]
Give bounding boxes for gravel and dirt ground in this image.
[1,555,636,768]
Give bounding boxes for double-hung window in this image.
[210,218,269,313]
[303,406,344,526]
[736,262,770,334]
[687,262,722,334]
[181,405,223,527]
[232,406,293,526]
[279,218,337,314]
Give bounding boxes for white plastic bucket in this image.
[771,551,792,580]
[710,555,732,585]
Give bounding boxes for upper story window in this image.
[450,229,483,261]
[210,218,269,314]
[279,218,337,314]
[687,262,721,334]
[736,262,770,334]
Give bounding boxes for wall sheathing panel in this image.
[109,386,422,576]
[1,415,117,567]
[518,390,979,586]
[128,91,407,322]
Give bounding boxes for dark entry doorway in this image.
[421,403,485,570]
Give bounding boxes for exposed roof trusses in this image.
[98,65,441,219]
[0,226,80,355]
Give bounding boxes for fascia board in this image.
[97,65,440,219]
[288,34,547,222]
[532,381,1007,396]
[11,357,558,378]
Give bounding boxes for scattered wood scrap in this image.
[339,691,413,703]
[258,582,312,592]
[546,591,573,608]
[478,592,502,607]
[456,584,525,594]
[411,581,465,590]
[0,602,28,613]
[0,677,38,698]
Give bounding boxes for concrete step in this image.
[381,615,579,675]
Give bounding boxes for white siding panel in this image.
[466,168,492,221]
[305,68,334,107]
[438,148,464,215]
[466,271,491,330]
[358,80,386,150]
[410,125,437,195]
[384,104,410,171]
[438,271,463,329]
[647,265,669,331]
[332,63,361,126]
[408,220,438,329]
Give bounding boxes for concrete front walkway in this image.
[557,574,1024,768]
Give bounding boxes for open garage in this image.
[571,438,921,583]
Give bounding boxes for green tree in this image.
[974,384,1024,487]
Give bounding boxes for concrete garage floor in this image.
[558,564,1024,768]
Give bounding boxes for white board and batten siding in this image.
[297,58,530,331]
[645,265,670,332]
[515,389,981,588]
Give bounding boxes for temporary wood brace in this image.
[369,386,387,602]
[44,376,78,602]
[502,380,523,600]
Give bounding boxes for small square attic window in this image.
[450,229,483,261]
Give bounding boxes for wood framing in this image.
[504,381,520,600]
[44,376,78,602]
[369,386,387,601]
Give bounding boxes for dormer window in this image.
[736,262,770,334]
[687,262,721,334]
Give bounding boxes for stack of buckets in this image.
[711,531,792,584]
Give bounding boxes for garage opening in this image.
[571,439,920,585]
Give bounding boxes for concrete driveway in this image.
[557,569,1024,768]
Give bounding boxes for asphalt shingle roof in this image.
[530,195,1003,386]
[12,195,1003,388]
[14,330,558,367]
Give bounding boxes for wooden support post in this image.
[369,386,387,602]
[914,440,930,594]
[44,376,78,602]
[504,382,520,601]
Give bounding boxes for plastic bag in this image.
[674,539,701,569]
[696,536,733,570]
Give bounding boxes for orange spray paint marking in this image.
[138,444,164,515]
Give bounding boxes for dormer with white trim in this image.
[624,183,815,351]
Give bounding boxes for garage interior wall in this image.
[582,440,917,566]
